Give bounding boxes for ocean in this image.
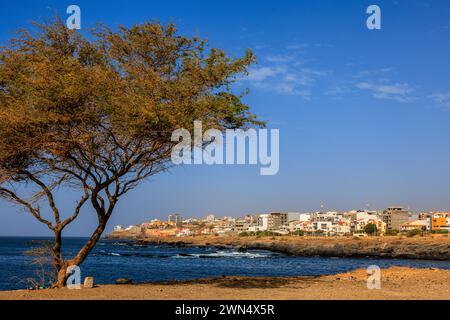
[1,237,449,291]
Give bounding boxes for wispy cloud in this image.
[356,82,416,103]
[286,43,333,50]
[264,55,293,63]
[242,43,328,99]
[246,64,327,99]
[352,68,393,79]
[246,66,286,82]
[430,92,450,109]
[325,85,352,99]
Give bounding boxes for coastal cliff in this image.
[2,267,450,300]
[131,236,450,261]
[236,239,450,260]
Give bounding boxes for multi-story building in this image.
[298,213,311,222]
[256,212,288,231]
[351,211,381,233]
[244,214,258,225]
[233,219,249,233]
[269,212,288,229]
[313,221,333,234]
[382,207,410,231]
[332,220,352,235]
[418,212,431,221]
[168,214,183,226]
[287,212,301,222]
[427,213,450,231]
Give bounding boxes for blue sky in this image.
[1,0,450,236]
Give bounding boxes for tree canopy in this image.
[0,18,262,287]
[364,223,378,236]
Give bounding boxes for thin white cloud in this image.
[430,92,450,109]
[286,43,309,50]
[286,43,333,49]
[243,45,327,99]
[356,82,415,103]
[325,85,351,98]
[265,55,293,63]
[247,66,286,81]
[352,68,393,79]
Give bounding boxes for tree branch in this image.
[0,187,54,230]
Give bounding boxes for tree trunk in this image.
[53,219,109,288]
[55,265,70,288]
[52,231,67,288]
[71,220,108,266]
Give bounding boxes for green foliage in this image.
[364,223,378,235]
[385,229,399,236]
[291,230,304,236]
[406,229,422,237]
[254,230,281,238]
[431,230,449,234]
[23,240,57,290]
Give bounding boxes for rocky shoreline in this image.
[118,235,450,261]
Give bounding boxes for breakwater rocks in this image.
[139,237,450,261]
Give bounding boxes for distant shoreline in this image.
[106,234,450,261]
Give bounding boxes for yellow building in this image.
[402,220,427,231]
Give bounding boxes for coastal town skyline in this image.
[3,200,450,237]
[110,207,450,239]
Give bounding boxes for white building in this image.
[287,212,301,222]
[113,225,124,232]
[176,228,194,237]
[257,214,270,231]
[299,214,311,222]
[247,225,266,232]
[313,221,333,233]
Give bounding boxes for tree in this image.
[385,229,399,236]
[0,18,263,288]
[291,230,304,237]
[364,223,378,236]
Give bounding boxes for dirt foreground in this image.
[1,267,449,300]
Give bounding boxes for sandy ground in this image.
[1,267,449,300]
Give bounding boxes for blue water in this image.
[1,237,449,291]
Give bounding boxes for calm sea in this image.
[1,237,449,291]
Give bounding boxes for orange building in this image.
[431,217,448,231]
[144,228,178,238]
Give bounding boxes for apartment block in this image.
[382,207,410,231]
